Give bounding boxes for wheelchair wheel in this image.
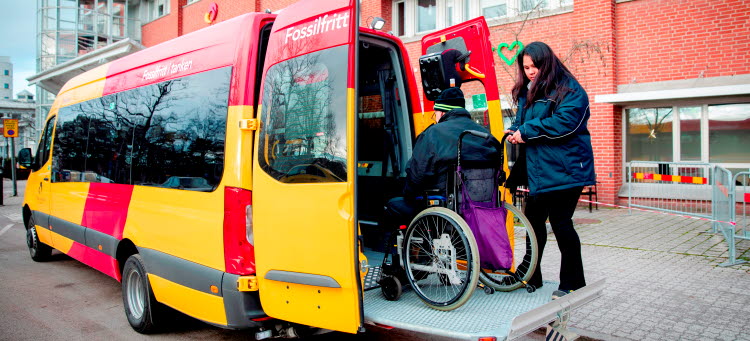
[478,202,539,292]
[380,275,402,301]
[403,207,479,311]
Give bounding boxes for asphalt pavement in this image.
[1,179,749,340]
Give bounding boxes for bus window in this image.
[53,67,231,190]
[258,45,348,183]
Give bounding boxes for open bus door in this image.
[252,0,362,334]
[420,17,505,139]
[419,17,517,251]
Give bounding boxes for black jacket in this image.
[403,108,500,199]
[508,77,596,195]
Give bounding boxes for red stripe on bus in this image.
[745,193,749,203]
[67,242,121,281]
[81,183,134,240]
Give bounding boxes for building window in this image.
[624,102,750,168]
[708,103,750,163]
[679,106,701,162]
[482,0,507,19]
[417,0,437,33]
[156,0,167,17]
[626,108,674,162]
[3,84,8,89]
[394,0,571,37]
[137,0,170,23]
[395,0,405,36]
[3,70,8,76]
[520,0,547,12]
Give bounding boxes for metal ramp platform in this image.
[362,262,605,340]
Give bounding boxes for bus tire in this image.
[26,217,52,262]
[122,254,164,333]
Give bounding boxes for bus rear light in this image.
[224,187,255,275]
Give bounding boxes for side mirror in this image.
[18,148,34,169]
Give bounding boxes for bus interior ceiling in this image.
[357,39,407,251]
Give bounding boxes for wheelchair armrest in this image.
[416,189,447,207]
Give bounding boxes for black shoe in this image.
[551,289,573,300]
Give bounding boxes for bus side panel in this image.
[148,274,228,326]
[124,187,225,271]
[49,183,88,258]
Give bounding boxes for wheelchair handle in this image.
[457,130,498,170]
[460,130,490,140]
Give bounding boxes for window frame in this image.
[392,0,570,38]
[621,98,750,171]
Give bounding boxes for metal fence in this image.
[627,161,713,219]
[718,170,750,266]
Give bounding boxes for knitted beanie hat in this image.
[433,87,466,112]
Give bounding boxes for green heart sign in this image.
[497,41,524,66]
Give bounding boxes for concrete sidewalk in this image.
[543,205,750,340]
[3,179,749,340]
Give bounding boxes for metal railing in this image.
[627,161,713,219]
[717,170,750,266]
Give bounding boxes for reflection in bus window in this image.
[259,45,348,183]
[53,66,231,191]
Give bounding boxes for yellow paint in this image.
[224,105,255,190]
[412,111,435,136]
[253,88,360,333]
[124,185,226,272]
[36,224,54,247]
[148,273,228,326]
[49,182,89,230]
[53,64,108,111]
[48,229,75,254]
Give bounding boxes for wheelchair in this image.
[379,131,539,311]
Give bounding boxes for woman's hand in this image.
[505,129,525,144]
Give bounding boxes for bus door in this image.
[252,0,362,333]
[420,17,505,138]
[28,115,57,246]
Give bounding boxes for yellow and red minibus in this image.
[19,0,602,339]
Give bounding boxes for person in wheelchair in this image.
[384,87,501,229]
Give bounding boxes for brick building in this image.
[35,0,750,204]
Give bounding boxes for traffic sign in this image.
[3,119,18,138]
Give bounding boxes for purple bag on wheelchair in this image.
[458,168,513,270]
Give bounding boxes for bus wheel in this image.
[26,217,51,262]
[122,254,164,333]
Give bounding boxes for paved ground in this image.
[3,178,749,340]
[545,204,750,340]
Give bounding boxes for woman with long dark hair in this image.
[504,41,596,299]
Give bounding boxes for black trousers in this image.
[383,197,420,230]
[524,186,586,291]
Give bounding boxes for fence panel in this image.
[627,161,713,219]
[713,166,748,266]
[727,171,750,266]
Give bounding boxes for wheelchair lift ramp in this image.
[363,278,605,340]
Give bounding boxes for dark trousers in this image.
[383,197,420,230]
[525,186,586,291]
